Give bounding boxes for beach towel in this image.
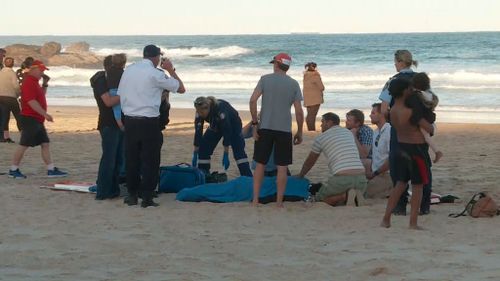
[176,176,310,203]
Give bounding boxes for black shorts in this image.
[19,116,50,147]
[393,143,430,185]
[253,129,292,166]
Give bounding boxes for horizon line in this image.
[1,30,499,37]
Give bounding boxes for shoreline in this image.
[40,105,500,132]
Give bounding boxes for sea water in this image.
[1,32,499,123]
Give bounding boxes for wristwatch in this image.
[251,121,258,126]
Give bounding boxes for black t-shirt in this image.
[90,71,117,130]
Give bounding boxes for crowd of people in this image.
[0,44,442,229]
[0,49,67,178]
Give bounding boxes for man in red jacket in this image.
[8,60,67,179]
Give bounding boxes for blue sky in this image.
[1,0,499,35]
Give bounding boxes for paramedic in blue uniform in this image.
[192,96,252,177]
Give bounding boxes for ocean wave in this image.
[90,45,253,59]
[430,70,500,83]
[45,66,500,92]
[47,66,100,87]
[163,45,254,58]
[90,47,143,58]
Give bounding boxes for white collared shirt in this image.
[371,122,391,172]
[118,59,179,117]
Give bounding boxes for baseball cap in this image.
[30,60,49,71]
[143,44,163,58]
[269,53,292,66]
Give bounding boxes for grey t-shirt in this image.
[255,73,303,133]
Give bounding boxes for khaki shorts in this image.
[366,173,392,199]
[316,174,367,202]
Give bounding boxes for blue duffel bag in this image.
[159,163,206,193]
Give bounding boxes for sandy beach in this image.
[0,106,499,281]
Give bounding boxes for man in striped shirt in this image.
[297,112,366,206]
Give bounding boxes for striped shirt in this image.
[311,126,364,175]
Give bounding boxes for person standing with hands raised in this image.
[118,45,185,208]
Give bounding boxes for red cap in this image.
[30,60,49,71]
[269,53,292,66]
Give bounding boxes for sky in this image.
[1,0,499,35]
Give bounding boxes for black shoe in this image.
[419,210,430,216]
[124,196,138,206]
[0,138,15,143]
[309,183,322,195]
[141,199,159,208]
[392,207,407,216]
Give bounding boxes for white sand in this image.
[0,106,499,281]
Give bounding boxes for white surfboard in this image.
[42,181,96,193]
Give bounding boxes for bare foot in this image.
[434,151,443,163]
[251,199,260,207]
[276,202,284,208]
[409,225,425,230]
[380,219,391,228]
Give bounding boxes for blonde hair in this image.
[111,53,127,68]
[394,50,418,68]
[194,96,218,109]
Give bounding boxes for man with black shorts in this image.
[249,53,304,207]
[8,60,67,179]
[381,78,433,230]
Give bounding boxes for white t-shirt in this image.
[371,123,391,172]
[118,59,179,118]
[311,126,364,175]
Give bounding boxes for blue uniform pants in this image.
[198,128,252,177]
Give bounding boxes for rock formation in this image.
[3,41,102,68]
[40,42,62,57]
[65,42,90,53]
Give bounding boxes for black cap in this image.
[143,45,162,58]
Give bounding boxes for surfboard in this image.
[41,181,96,193]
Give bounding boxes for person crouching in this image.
[192,96,252,177]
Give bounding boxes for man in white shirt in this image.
[365,103,392,198]
[297,112,366,206]
[118,44,185,208]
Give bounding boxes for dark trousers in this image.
[389,127,432,213]
[0,96,22,131]
[96,126,124,199]
[198,128,252,176]
[124,116,162,200]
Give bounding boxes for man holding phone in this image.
[118,45,185,208]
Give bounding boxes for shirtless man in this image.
[381,78,434,230]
